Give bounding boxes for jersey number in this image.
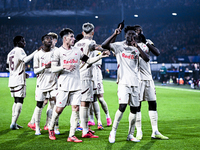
[9,56,14,71]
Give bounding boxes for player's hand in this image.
[117,20,124,30]
[114,27,121,35]
[25,73,29,79]
[131,36,137,47]
[45,62,51,68]
[37,45,43,51]
[100,50,110,58]
[63,64,76,72]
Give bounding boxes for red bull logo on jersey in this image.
[122,53,135,59]
[64,59,78,64]
[42,61,51,66]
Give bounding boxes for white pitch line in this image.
[155,85,200,93]
[104,80,200,93]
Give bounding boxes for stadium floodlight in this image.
[29,0,31,2]
[172,13,177,16]
[8,17,11,19]
[134,14,138,18]
[95,16,98,19]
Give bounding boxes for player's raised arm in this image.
[101,27,121,50]
[131,38,149,62]
[145,39,160,56]
[23,46,42,63]
[81,51,110,65]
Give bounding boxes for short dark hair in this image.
[59,28,74,38]
[133,25,142,32]
[124,26,135,33]
[13,36,24,46]
[41,34,51,41]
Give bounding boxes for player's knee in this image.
[130,106,138,114]
[37,101,44,108]
[119,104,127,113]
[14,97,24,104]
[72,105,79,111]
[148,101,157,111]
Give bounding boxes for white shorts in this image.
[45,90,58,99]
[93,81,104,95]
[35,88,58,102]
[117,84,139,107]
[56,90,81,107]
[139,80,156,101]
[81,80,93,102]
[10,85,26,98]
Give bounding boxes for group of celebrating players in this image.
[6,21,169,143]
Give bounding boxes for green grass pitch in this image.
[0,78,200,150]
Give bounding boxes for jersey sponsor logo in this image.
[42,61,51,66]
[122,53,135,59]
[63,59,78,64]
[75,53,77,55]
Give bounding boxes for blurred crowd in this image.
[1,0,199,12]
[0,20,200,71]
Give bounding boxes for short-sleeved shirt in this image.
[74,38,96,80]
[34,49,57,92]
[138,42,153,80]
[7,47,27,87]
[52,46,83,91]
[110,41,140,86]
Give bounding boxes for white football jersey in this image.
[110,41,140,86]
[74,38,96,80]
[52,46,83,91]
[7,47,27,87]
[34,49,57,92]
[138,42,152,80]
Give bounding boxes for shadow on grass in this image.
[139,140,156,150]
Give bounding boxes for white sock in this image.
[112,109,123,132]
[135,112,142,132]
[11,103,16,123]
[35,106,42,132]
[49,106,59,130]
[149,110,158,133]
[80,106,89,135]
[12,103,22,124]
[99,97,110,118]
[30,107,37,124]
[69,111,79,137]
[45,101,55,126]
[93,101,101,124]
[89,104,94,122]
[128,112,136,135]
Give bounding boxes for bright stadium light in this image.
[8,16,11,19]
[95,16,98,19]
[29,0,32,2]
[134,14,138,18]
[172,13,177,16]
